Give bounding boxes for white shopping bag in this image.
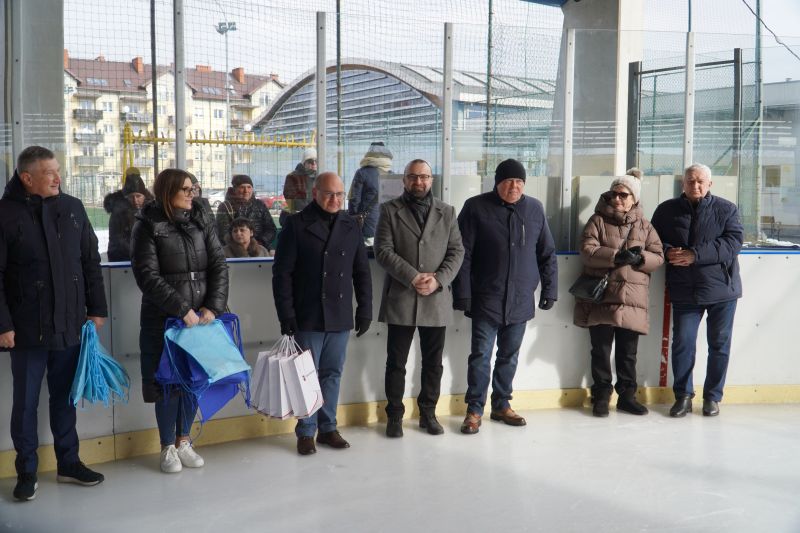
[281,347,324,418]
[268,354,293,420]
[249,350,271,416]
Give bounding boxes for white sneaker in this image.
[176,440,205,468]
[160,445,182,473]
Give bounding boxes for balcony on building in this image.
[73,132,103,143]
[75,89,103,100]
[230,118,247,129]
[74,155,104,167]
[133,158,155,168]
[73,109,104,121]
[121,111,153,124]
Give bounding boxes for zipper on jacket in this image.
[35,281,45,341]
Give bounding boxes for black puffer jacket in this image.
[131,201,229,400]
[215,189,277,250]
[104,190,152,262]
[0,172,107,349]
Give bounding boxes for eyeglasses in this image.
[609,191,630,200]
[181,185,200,196]
[305,159,318,165]
[406,174,432,182]
[318,190,345,200]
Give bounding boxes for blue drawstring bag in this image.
[70,321,130,407]
[155,313,251,423]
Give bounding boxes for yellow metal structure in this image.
[120,123,315,180]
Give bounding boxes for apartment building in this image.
[63,50,284,203]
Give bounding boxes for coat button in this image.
[340,250,346,256]
[339,272,344,277]
[419,263,424,268]
[322,293,326,299]
[324,251,328,255]
[339,293,343,299]
[323,272,327,277]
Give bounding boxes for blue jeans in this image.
[10,346,81,474]
[671,299,738,402]
[155,390,197,446]
[294,330,350,437]
[465,319,527,416]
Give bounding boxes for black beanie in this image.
[232,174,254,188]
[122,173,148,196]
[494,159,526,185]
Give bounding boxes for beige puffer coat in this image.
[573,195,664,334]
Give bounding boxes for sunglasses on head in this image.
[609,191,630,200]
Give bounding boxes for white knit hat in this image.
[302,147,317,162]
[610,168,642,203]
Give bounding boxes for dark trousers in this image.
[588,325,640,398]
[671,300,737,402]
[385,324,446,418]
[10,345,81,474]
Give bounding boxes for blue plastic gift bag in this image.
[70,321,130,407]
[156,313,251,423]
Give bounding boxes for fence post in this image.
[441,23,454,204]
[316,12,327,172]
[174,0,186,170]
[626,61,642,171]
[561,28,575,252]
[682,31,695,169]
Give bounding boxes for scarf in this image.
[359,155,392,173]
[402,190,432,230]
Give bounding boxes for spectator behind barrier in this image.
[223,217,271,258]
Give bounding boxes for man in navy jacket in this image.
[0,146,108,501]
[453,159,558,434]
[272,171,372,455]
[651,163,743,418]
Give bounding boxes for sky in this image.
[63,0,800,84]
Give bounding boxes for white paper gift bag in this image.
[249,350,271,416]
[281,348,324,418]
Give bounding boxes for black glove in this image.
[538,297,555,311]
[354,317,371,337]
[453,298,471,313]
[280,318,298,336]
[614,248,643,266]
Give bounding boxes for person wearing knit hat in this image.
[572,168,664,418]
[608,167,642,205]
[216,173,277,252]
[282,148,319,216]
[452,158,558,434]
[348,141,393,242]
[104,169,153,261]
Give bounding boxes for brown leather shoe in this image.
[460,412,482,434]
[297,436,317,455]
[316,430,350,449]
[490,407,526,426]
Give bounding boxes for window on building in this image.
[104,124,114,134]
[87,78,109,87]
[213,108,225,119]
[82,147,95,156]
[79,100,93,110]
[764,166,782,188]
[157,105,167,116]
[194,149,203,160]
[102,101,113,112]
[104,147,115,157]
[194,107,204,118]
[214,151,224,161]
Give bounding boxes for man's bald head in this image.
[313,171,345,213]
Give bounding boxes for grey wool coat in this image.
[374,196,465,326]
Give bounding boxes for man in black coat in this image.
[452,159,558,434]
[272,171,372,456]
[0,146,108,501]
[651,163,744,418]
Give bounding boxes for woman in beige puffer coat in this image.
[573,170,664,418]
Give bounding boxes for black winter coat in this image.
[453,191,558,326]
[103,190,153,262]
[347,166,381,238]
[651,193,743,305]
[272,203,372,332]
[215,189,277,250]
[0,173,107,349]
[131,201,229,399]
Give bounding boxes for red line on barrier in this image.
[659,286,671,387]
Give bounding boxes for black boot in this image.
[419,413,444,435]
[616,389,648,415]
[591,390,611,418]
[670,395,693,417]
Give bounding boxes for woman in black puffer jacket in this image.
[103,169,153,261]
[131,168,229,474]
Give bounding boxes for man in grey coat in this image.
[374,159,464,438]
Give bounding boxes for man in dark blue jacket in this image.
[651,163,743,418]
[453,159,558,434]
[0,146,108,501]
[272,171,372,455]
